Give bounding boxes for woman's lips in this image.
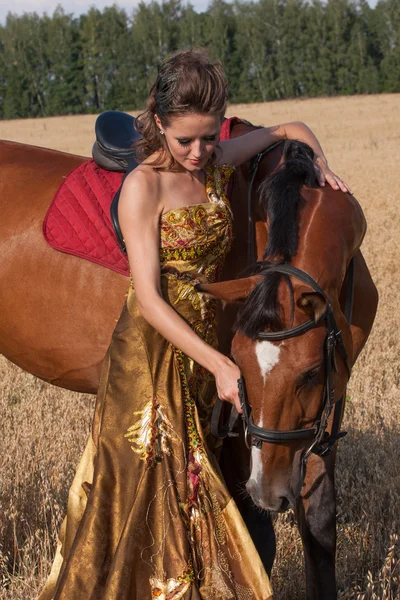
[189,158,202,165]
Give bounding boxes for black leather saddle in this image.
[92,110,142,254]
[92,110,141,171]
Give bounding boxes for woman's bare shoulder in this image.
[123,164,160,194]
[119,164,162,219]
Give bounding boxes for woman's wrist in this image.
[207,350,232,378]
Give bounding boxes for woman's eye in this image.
[204,136,216,142]
[177,139,191,146]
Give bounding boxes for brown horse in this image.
[200,142,378,598]
[0,128,252,392]
[0,128,377,597]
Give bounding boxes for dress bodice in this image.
[159,163,234,285]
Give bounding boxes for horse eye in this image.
[299,366,321,388]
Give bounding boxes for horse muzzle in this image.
[246,477,294,513]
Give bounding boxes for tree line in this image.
[0,0,399,119]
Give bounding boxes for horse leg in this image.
[295,452,337,600]
[219,434,276,577]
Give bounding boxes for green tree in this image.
[80,8,107,112]
[375,0,400,92]
[42,6,85,115]
[201,0,238,91]
[178,4,205,48]
[0,13,48,118]
[130,0,183,108]
[347,0,381,94]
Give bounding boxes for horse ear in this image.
[195,275,262,304]
[297,291,327,323]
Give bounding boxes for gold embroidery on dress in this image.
[150,562,194,599]
[234,581,256,599]
[174,278,202,311]
[198,569,235,600]
[125,397,179,467]
[205,163,235,218]
[150,576,191,599]
[174,350,202,452]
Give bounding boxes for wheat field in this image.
[0,94,399,598]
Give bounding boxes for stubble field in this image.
[0,94,399,598]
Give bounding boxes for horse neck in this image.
[258,185,366,298]
[293,186,366,293]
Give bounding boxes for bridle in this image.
[211,261,354,465]
[211,146,355,466]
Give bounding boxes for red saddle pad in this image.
[42,116,241,277]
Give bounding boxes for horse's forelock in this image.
[235,264,296,338]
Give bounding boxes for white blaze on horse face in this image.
[247,445,265,502]
[246,340,282,504]
[255,340,281,386]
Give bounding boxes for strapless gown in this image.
[39,164,273,600]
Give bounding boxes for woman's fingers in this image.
[314,162,326,187]
[316,163,353,195]
[215,363,243,414]
[219,388,242,414]
[337,178,353,194]
[232,392,243,414]
[328,174,353,194]
[325,172,340,190]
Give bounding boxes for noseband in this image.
[211,260,354,463]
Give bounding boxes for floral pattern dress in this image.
[39,164,273,600]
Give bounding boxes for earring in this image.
[159,129,164,135]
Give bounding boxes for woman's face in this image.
[155,112,222,172]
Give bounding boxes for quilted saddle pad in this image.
[42,116,241,277]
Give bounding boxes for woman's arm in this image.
[118,168,243,412]
[219,121,352,193]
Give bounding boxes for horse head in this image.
[200,267,353,512]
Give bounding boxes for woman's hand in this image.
[213,357,243,414]
[314,156,352,194]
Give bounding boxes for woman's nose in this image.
[191,140,203,157]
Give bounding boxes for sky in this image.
[0,0,378,24]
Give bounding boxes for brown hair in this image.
[134,48,228,169]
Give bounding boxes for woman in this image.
[40,48,350,600]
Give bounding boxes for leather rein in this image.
[211,147,355,464]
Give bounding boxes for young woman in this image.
[40,48,350,600]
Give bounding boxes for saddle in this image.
[43,112,241,275]
[92,110,140,172]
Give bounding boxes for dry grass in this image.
[1,94,399,598]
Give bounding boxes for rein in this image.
[211,146,355,464]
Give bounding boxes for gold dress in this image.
[40,164,273,600]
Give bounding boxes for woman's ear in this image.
[154,114,162,131]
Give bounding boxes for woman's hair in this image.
[134,48,228,169]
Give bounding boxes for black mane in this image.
[235,140,317,339]
[260,139,318,261]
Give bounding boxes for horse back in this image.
[0,140,127,393]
